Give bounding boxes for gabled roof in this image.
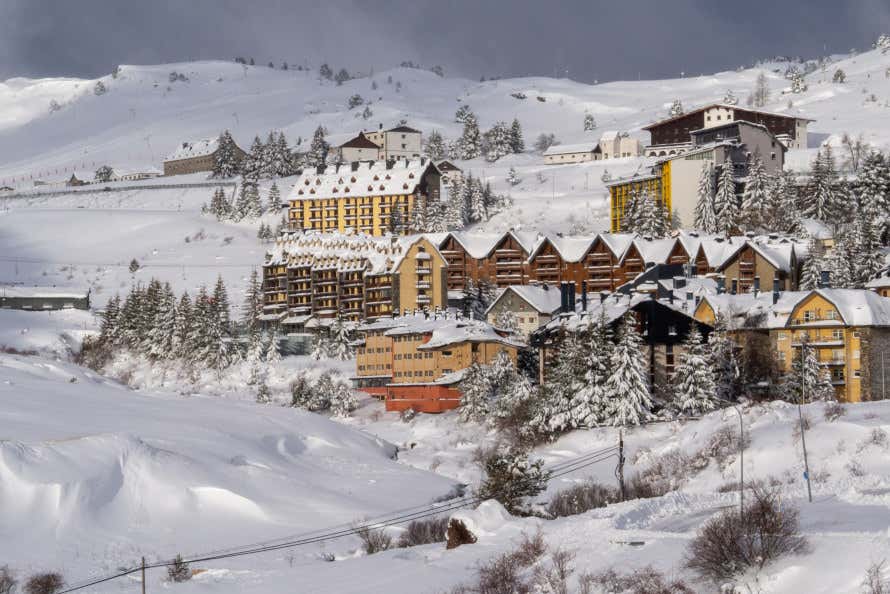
[387,125,422,134]
[598,233,635,260]
[528,235,596,263]
[543,142,600,156]
[697,291,809,330]
[642,103,815,131]
[165,138,219,162]
[485,285,563,317]
[289,158,433,202]
[717,239,800,274]
[790,289,890,327]
[339,132,381,149]
[441,232,504,259]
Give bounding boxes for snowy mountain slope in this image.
[0,352,457,581]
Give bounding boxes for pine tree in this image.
[459,362,492,422]
[803,146,839,222]
[799,241,822,290]
[633,191,667,238]
[255,375,272,404]
[790,71,808,94]
[290,373,313,408]
[713,163,739,235]
[173,291,195,360]
[242,135,264,180]
[668,99,684,117]
[319,63,333,80]
[783,338,834,403]
[149,283,177,360]
[267,182,281,212]
[466,176,487,223]
[476,448,549,515]
[458,113,482,160]
[723,89,739,105]
[425,130,447,160]
[213,275,231,335]
[536,330,587,434]
[328,317,353,360]
[483,121,512,162]
[260,131,277,178]
[100,294,122,346]
[765,170,800,232]
[311,331,331,361]
[832,69,846,84]
[331,381,358,417]
[694,162,717,232]
[213,130,240,178]
[709,316,740,402]
[603,314,652,426]
[672,326,718,416]
[308,372,335,411]
[307,126,329,167]
[583,112,597,131]
[740,152,770,231]
[566,313,613,428]
[234,181,262,220]
[246,329,265,386]
[509,118,525,152]
[506,167,521,187]
[454,104,473,124]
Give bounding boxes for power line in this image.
[57,445,620,593]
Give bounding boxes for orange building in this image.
[353,314,525,413]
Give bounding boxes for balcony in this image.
[416,267,431,274]
[416,281,431,289]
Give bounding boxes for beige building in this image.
[163,137,246,176]
[337,132,382,162]
[598,131,643,159]
[261,232,448,331]
[364,124,423,161]
[287,158,442,237]
[485,285,563,337]
[543,142,601,164]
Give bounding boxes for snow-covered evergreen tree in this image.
[255,375,272,404]
[495,310,519,335]
[535,330,587,434]
[672,325,718,416]
[566,313,613,428]
[483,121,512,162]
[713,163,740,235]
[149,283,177,360]
[465,175,487,223]
[213,130,240,178]
[765,169,801,232]
[799,242,822,290]
[603,314,652,426]
[424,130,447,160]
[633,191,668,238]
[506,167,521,187]
[173,291,194,360]
[783,339,835,403]
[234,181,262,220]
[328,317,353,360]
[509,118,524,153]
[694,162,717,232]
[723,89,739,105]
[307,126,329,167]
[290,372,313,408]
[330,381,358,417]
[709,315,740,402]
[740,152,770,231]
[454,104,473,124]
[668,99,684,117]
[789,70,808,94]
[241,135,263,180]
[803,146,839,222]
[458,362,492,422]
[583,112,597,131]
[267,182,281,212]
[458,113,482,160]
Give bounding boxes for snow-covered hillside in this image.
[3,49,890,309]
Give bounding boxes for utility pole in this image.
[617,429,626,502]
[798,347,814,503]
[141,557,146,594]
[882,351,885,400]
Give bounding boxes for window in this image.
[778,350,787,362]
[777,332,787,341]
[853,349,860,359]
[832,329,843,341]
[853,331,861,338]
[854,370,862,378]
[803,311,815,322]
[442,350,452,357]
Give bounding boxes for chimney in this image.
[668,289,675,304]
[675,277,686,290]
[819,270,831,289]
[600,291,609,303]
[772,277,781,304]
[731,279,738,295]
[686,290,694,301]
[351,161,360,171]
[568,283,577,311]
[716,276,725,295]
[581,281,588,310]
[753,276,760,296]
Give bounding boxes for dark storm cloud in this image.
[1,0,889,81]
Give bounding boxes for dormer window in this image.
[304,179,310,185]
[403,183,409,190]
[332,187,338,193]
[379,184,385,191]
[368,185,373,191]
[408,172,415,179]
[344,186,350,192]
[315,179,321,185]
[351,176,356,182]
[338,178,344,184]
[298,189,304,195]
[385,174,391,180]
[373,175,379,181]
[309,188,315,194]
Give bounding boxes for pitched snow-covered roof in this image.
[442,232,504,259]
[264,230,400,275]
[529,235,596,263]
[698,291,809,330]
[0,286,89,299]
[603,171,660,188]
[629,237,677,265]
[801,289,890,327]
[600,130,619,141]
[485,285,564,316]
[339,132,381,149]
[367,314,525,349]
[799,218,833,241]
[543,142,600,156]
[164,138,219,162]
[598,233,635,259]
[387,125,422,134]
[289,159,432,202]
[642,103,815,131]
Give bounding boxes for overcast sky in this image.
[2,0,889,82]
